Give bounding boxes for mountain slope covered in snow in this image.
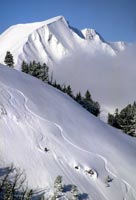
[0,16,119,67]
[0,64,136,200]
[0,16,136,117]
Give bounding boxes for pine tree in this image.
[4,51,14,67]
[108,103,136,136]
[54,176,63,193]
[75,92,82,104]
[85,90,91,101]
[131,101,136,136]
[66,85,73,97]
[52,176,63,199]
[108,109,120,129]
[118,104,134,135]
[62,85,67,93]
[82,90,100,116]
[42,63,49,82]
[108,113,115,126]
[21,61,29,73]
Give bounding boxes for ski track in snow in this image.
[2,85,135,200]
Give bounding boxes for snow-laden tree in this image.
[54,175,63,192]
[71,185,79,200]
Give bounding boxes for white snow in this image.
[0,16,136,118]
[0,15,118,68]
[0,64,136,200]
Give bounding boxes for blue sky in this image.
[0,0,136,42]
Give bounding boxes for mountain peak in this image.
[81,28,105,42]
[0,16,127,67]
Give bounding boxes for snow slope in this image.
[0,16,135,117]
[0,64,136,200]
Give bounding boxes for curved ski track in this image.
[2,84,135,200]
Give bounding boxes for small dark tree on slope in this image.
[4,51,14,67]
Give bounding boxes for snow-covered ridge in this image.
[0,64,136,199]
[0,15,126,67]
[0,16,69,65]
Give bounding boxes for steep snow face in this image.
[0,64,136,200]
[0,16,73,66]
[0,16,119,68]
[17,16,80,67]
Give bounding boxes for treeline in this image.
[21,60,100,117]
[5,51,136,136]
[108,102,136,137]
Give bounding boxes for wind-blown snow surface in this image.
[0,64,136,200]
[0,16,136,117]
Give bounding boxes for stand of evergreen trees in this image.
[108,102,136,136]
[22,61,49,82]
[21,60,100,117]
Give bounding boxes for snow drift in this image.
[0,64,136,199]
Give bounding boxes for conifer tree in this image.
[4,51,14,67]
[85,90,91,101]
[118,104,134,134]
[22,61,29,73]
[62,85,67,93]
[108,102,136,136]
[82,90,100,116]
[75,92,82,104]
[42,63,49,82]
[54,175,63,193]
[66,85,73,97]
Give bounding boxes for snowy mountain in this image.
[0,16,119,67]
[0,16,135,117]
[0,64,136,199]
